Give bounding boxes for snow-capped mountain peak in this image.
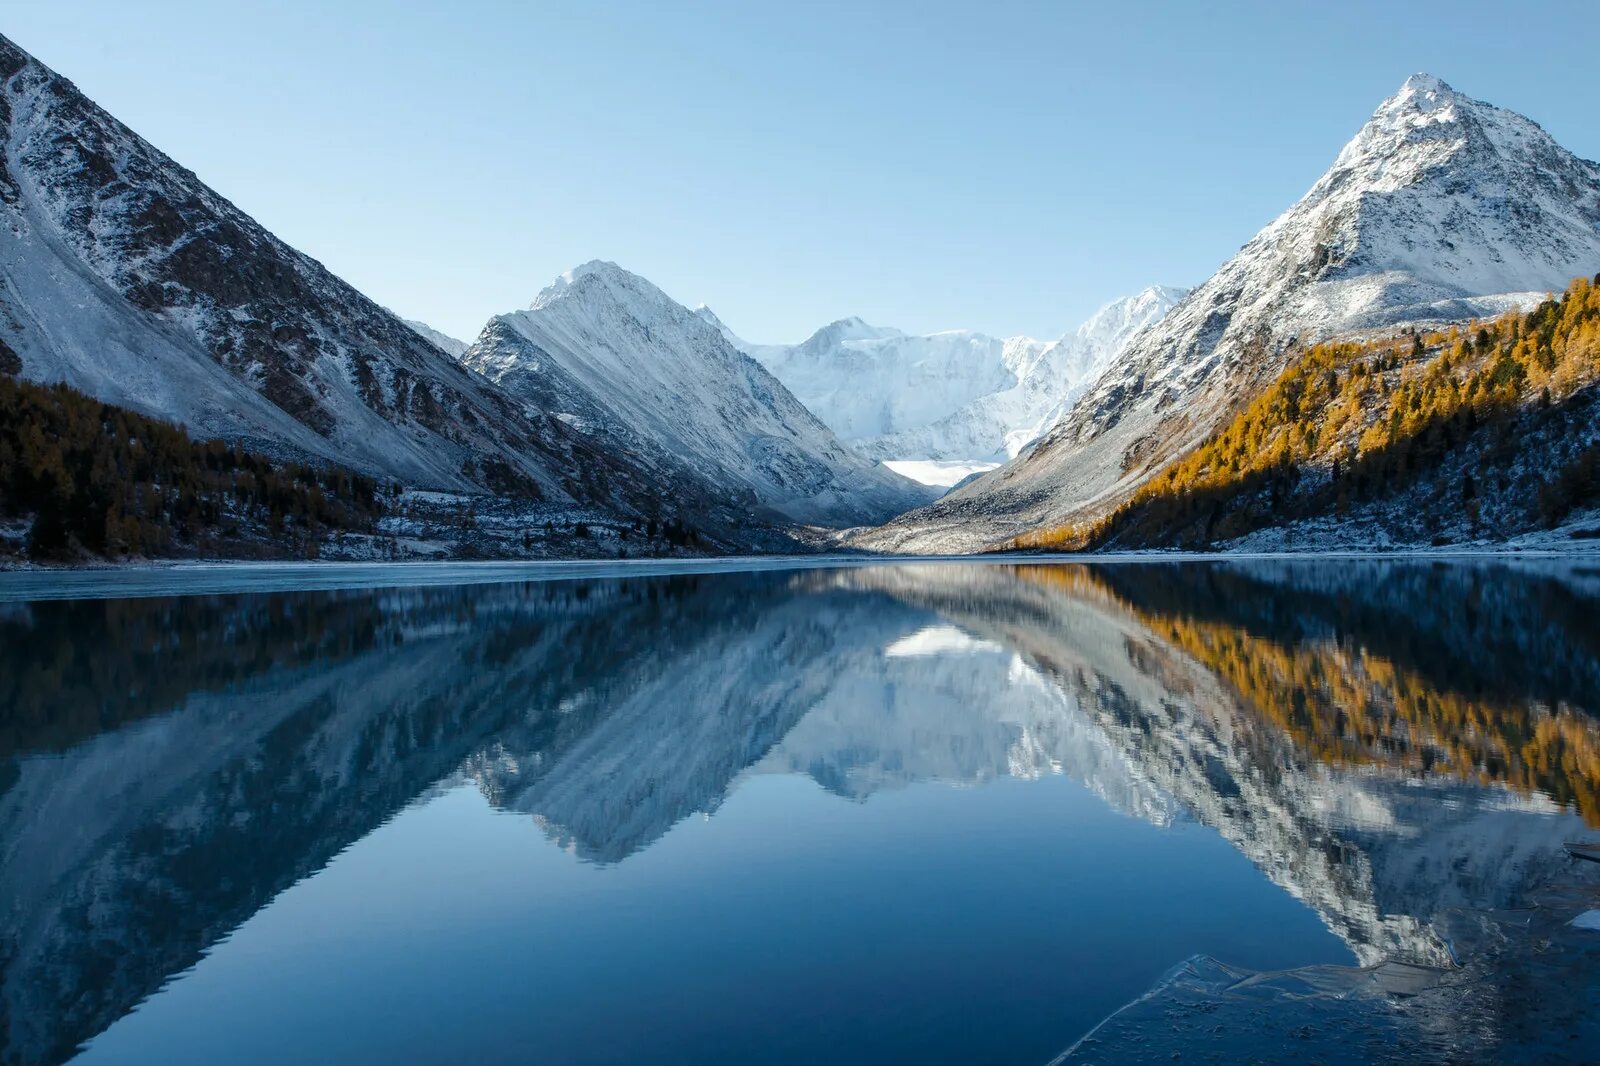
[807,316,906,347]
[461,262,933,527]
[691,303,728,331]
[1276,71,1600,298]
[1400,71,1447,93]
[860,74,1600,550]
[1066,285,1187,353]
[531,258,664,313]
[0,33,667,506]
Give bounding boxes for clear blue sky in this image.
[7,1,1596,344]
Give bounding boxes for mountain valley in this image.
[1,31,1597,562]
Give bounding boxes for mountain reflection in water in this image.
[2,560,1598,1064]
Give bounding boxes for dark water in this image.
[3,559,1599,1064]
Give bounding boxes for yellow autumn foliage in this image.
[1013,274,1600,551]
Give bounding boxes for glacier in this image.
[702,287,1185,484]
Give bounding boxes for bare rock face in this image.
[0,34,659,509]
[863,74,1600,551]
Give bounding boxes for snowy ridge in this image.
[401,318,467,358]
[461,261,934,527]
[862,74,1600,550]
[733,315,1029,445]
[712,288,1182,479]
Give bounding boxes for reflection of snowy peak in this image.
[841,564,1592,966]
[717,289,1183,469]
[755,620,1178,824]
[461,262,932,527]
[6,561,1598,1064]
[871,75,1600,548]
[478,587,873,863]
[475,590,1174,862]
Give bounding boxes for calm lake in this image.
[3,559,1599,1064]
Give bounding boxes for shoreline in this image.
[3,545,1598,602]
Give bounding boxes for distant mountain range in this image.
[2,27,1598,559]
[401,318,468,359]
[698,287,1185,483]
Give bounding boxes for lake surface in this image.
[4,558,1599,1064]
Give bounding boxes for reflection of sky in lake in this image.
[79,776,1349,1065]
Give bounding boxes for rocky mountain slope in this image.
[705,288,1183,476]
[460,261,933,528]
[861,74,1600,551]
[0,34,663,510]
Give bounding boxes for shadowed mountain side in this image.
[0,36,666,507]
[857,76,1600,552]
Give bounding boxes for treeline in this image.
[0,374,385,560]
[1014,273,1600,549]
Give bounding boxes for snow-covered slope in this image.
[0,34,660,507]
[461,262,934,528]
[712,289,1182,480]
[401,318,467,359]
[863,74,1600,550]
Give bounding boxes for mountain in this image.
[862,74,1600,550]
[0,34,660,507]
[711,288,1183,484]
[460,261,934,528]
[401,318,468,358]
[849,560,1600,979]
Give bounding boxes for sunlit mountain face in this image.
[2,560,1598,1064]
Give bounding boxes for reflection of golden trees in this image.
[1013,565,1600,824]
[1014,274,1600,549]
